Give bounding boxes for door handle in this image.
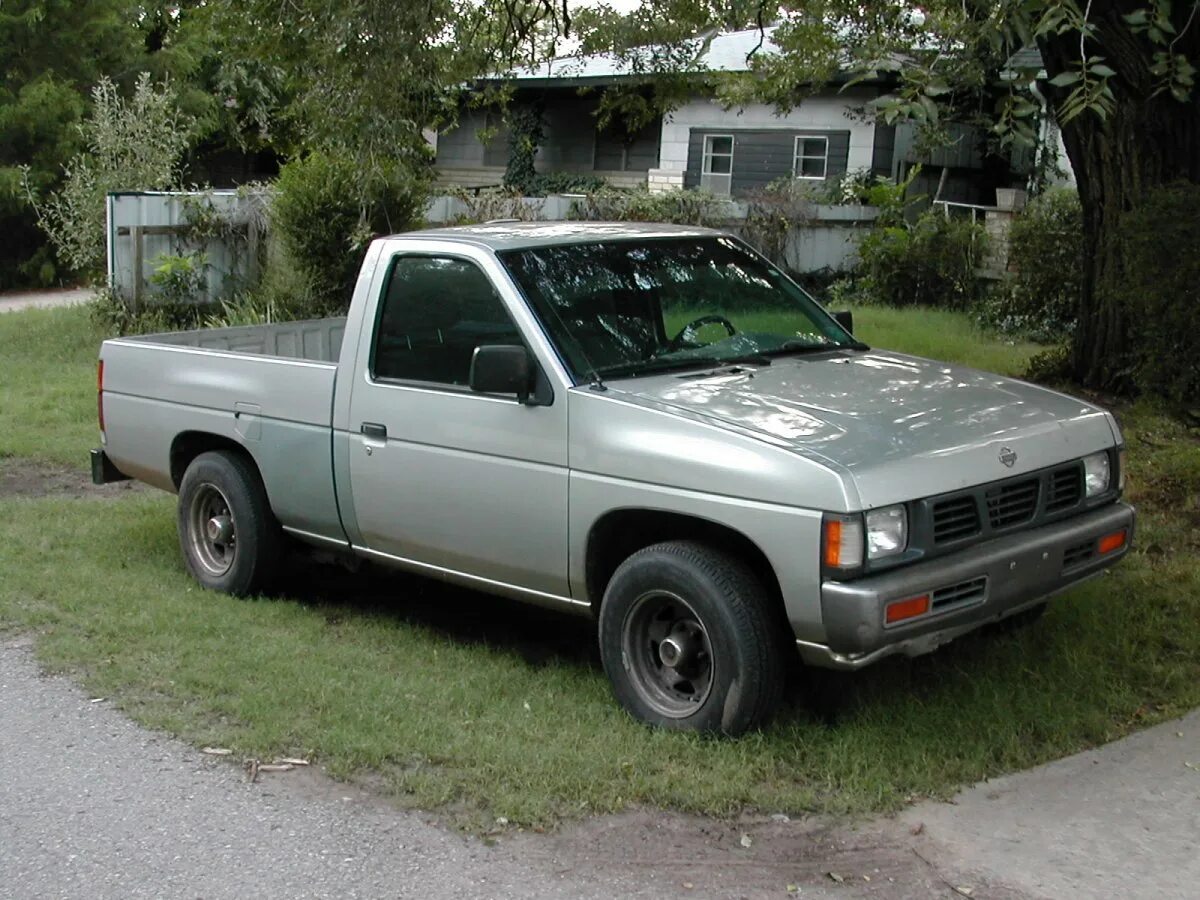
[361,422,387,440]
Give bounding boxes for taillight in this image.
[97,359,105,435]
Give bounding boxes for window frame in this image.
[701,133,735,176]
[792,134,829,180]
[367,252,529,398]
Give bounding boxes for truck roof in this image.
[392,221,725,252]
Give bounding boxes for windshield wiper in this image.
[595,357,724,379]
[596,352,769,379]
[708,352,773,367]
[765,339,870,357]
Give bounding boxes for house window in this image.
[793,135,829,179]
[700,134,734,196]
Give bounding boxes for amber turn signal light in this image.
[1098,529,1127,555]
[824,519,843,567]
[885,594,930,625]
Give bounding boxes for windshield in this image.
[499,236,858,381]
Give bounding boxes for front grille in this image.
[1062,539,1095,570]
[986,477,1040,529]
[931,576,988,609]
[1046,465,1083,513]
[899,454,1116,572]
[932,496,981,544]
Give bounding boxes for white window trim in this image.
[792,134,829,180]
[701,134,735,175]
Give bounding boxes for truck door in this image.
[344,251,570,599]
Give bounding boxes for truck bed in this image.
[99,317,348,545]
[125,317,347,363]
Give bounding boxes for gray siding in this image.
[594,118,661,172]
[435,109,509,168]
[538,97,596,169]
[435,93,661,177]
[436,110,488,167]
[683,129,851,196]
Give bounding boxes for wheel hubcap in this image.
[622,591,715,718]
[188,484,237,577]
[206,515,234,544]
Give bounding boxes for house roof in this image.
[1006,46,1046,73]
[504,26,781,86]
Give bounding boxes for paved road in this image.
[2,636,1196,899]
[906,706,1200,899]
[0,288,89,314]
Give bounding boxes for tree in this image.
[0,0,141,286]
[199,0,574,179]
[561,1,1200,391]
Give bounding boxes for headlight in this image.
[1083,451,1111,497]
[866,505,907,559]
[823,515,864,569]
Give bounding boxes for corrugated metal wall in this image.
[106,191,266,307]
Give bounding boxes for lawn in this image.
[0,304,102,468]
[1,303,1197,829]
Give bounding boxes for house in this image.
[433,28,1031,206]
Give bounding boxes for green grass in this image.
[851,305,1043,377]
[0,304,103,467]
[663,305,1041,378]
[1,301,1198,828]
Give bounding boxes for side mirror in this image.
[469,345,533,402]
[832,310,854,334]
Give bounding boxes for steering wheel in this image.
[667,315,737,351]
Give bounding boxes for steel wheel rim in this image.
[188,483,236,577]
[621,590,715,718]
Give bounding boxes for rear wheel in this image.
[598,541,785,735]
[177,450,282,596]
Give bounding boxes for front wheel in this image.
[177,450,282,596]
[598,541,785,735]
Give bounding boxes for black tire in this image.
[177,450,283,596]
[597,540,786,735]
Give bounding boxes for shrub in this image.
[503,106,543,193]
[525,172,608,195]
[447,187,542,224]
[569,186,729,227]
[272,152,428,316]
[857,208,988,308]
[741,178,817,266]
[977,188,1082,342]
[89,286,205,336]
[1119,181,1200,406]
[22,74,194,279]
[148,251,208,305]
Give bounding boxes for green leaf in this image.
[1049,71,1082,87]
[1090,64,1117,78]
[1122,10,1149,26]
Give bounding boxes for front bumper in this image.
[798,501,1135,670]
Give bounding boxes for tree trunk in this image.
[1038,1,1200,390]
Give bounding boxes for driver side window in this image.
[372,256,523,387]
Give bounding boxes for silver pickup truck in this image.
[93,222,1134,734]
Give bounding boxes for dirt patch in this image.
[504,809,1032,899]
[0,457,147,500]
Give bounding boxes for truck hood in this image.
[612,350,1117,508]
